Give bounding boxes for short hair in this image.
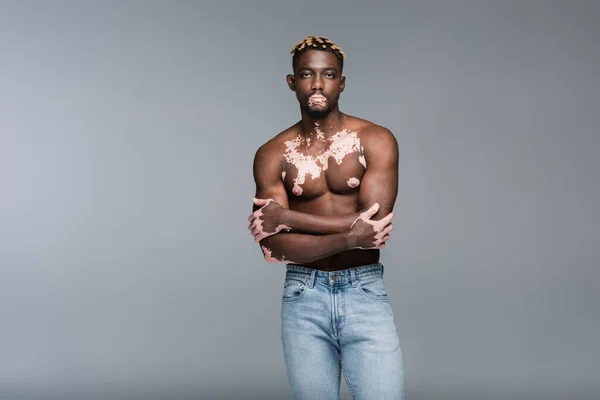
[290,36,345,72]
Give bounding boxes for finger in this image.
[380,224,393,236]
[376,243,386,250]
[248,214,255,222]
[378,211,395,226]
[253,198,270,206]
[363,203,380,219]
[374,231,387,241]
[254,232,266,242]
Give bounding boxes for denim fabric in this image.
[281,263,404,400]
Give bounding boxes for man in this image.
[248,36,404,399]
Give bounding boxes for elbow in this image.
[261,244,286,264]
[259,236,297,264]
[263,252,281,263]
[264,255,282,263]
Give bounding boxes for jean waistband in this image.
[284,263,384,288]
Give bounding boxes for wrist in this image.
[280,208,292,228]
[344,231,357,250]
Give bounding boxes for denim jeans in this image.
[281,263,404,400]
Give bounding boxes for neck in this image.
[299,106,344,138]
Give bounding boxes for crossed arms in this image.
[249,127,399,264]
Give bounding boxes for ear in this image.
[286,74,296,92]
[340,76,346,93]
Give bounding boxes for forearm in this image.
[259,231,355,264]
[281,209,360,235]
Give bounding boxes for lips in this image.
[308,94,327,106]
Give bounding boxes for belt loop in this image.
[350,269,358,288]
[307,269,317,289]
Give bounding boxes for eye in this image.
[325,72,336,78]
[301,72,312,78]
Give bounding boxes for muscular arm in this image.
[275,210,358,235]
[252,142,358,263]
[260,231,355,264]
[357,126,399,220]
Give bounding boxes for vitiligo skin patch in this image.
[283,129,363,196]
[347,177,360,188]
[315,123,325,141]
[261,245,291,263]
[251,205,291,242]
[292,185,304,196]
[308,94,327,107]
[359,155,367,169]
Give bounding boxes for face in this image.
[287,50,345,118]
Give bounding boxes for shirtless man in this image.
[248,36,404,400]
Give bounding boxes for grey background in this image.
[1,0,598,399]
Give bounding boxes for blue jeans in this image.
[281,263,404,400]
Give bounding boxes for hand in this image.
[248,198,291,242]
[349,203,394,250]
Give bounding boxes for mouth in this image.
[308,94,327,107]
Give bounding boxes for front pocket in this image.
[357,276,388,301]
[282,279,306,302]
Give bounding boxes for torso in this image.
[278,116,379,271]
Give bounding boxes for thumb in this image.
[253,198,270,206]
[363,203,380,219]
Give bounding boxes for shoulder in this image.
[344,115,398,153]
[254,123,300,164]
[360,123,397,144]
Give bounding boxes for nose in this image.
[311,75,324,91]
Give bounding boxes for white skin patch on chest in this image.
[347,177,360,188]
[283,129,362,196]
[359,146,367,169]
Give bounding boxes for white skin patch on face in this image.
[284,129,361,196]
[347,177,360,188]
[308,94,327,107]
[281,171,286,180]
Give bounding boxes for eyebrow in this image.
[297,67,339,72]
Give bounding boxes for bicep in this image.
[253,144,289,210]
[358,129,399,218]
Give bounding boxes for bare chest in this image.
[281,130,367,198]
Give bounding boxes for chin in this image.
[304,105,332,119]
